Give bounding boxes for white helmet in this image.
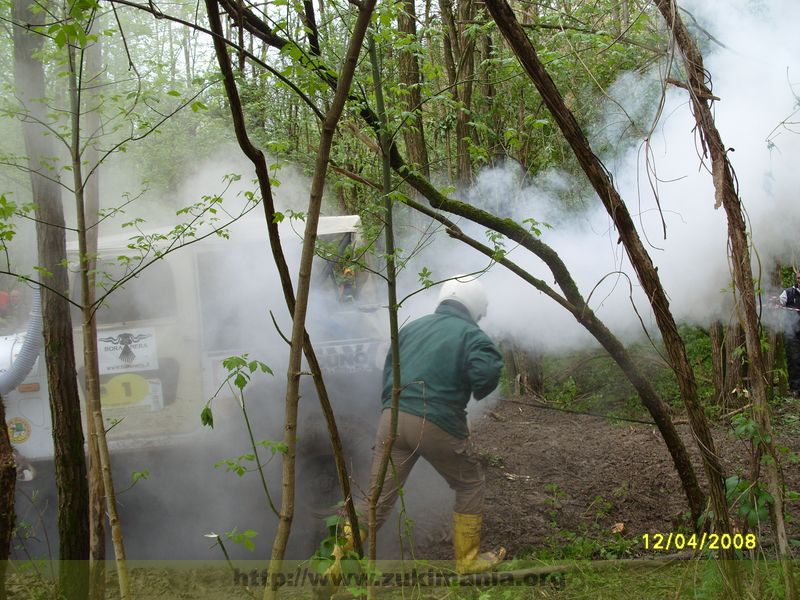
[438,275,489,322]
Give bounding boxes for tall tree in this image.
[12,1,89,598]
[258,2,376,595]
[654,1,796,596]
[439,0,477,184]
[397,0,430,179]
[203,4,375,596]
[81,31,107,600]
[0,394,15,600]
[65,23,130,599]
[483,1,736,577]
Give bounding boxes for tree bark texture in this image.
[709,321,725,406]
[366,34,402,595]
[501,342,544,396]
[723,324,747,407]
[654,1,795,595]
[83,34,107,600]
[397,0,430,179]
[68,40,129,600]
[483,0,733,556]
[12,3,90,599]
[513,346,544,396]
[709,320,748,410]
[439,0,476,185]
[0,395,15,600]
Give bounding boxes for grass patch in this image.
[5,559,798,599]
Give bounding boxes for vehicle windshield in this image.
[72,259,177,325]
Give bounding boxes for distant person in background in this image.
[779,271,800,396]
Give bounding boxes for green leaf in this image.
[324,514,341,528]
[234,373,248,390]
[222,355,248,371]
[54,29,67,48]
[33,265,53,279]
[257,440,288,455]
[200,406,214,428]
[190,100,208,112]
[418,267,433,288]
[167,90,181,97]
[132,469,150,483]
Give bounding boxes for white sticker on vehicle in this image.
[100,373,164,410]
[318,339,381,374]
[98,327,159,374]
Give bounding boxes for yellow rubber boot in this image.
[324,521,364,581]
[453,512,506,574]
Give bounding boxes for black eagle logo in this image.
[99,333,151,364]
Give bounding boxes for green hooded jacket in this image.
[381,301,503,438]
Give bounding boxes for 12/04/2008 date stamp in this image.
[642,532,757,552]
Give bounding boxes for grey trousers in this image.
[361,409,485,530]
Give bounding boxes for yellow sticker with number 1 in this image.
[100,373,150,406]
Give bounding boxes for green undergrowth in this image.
[540,326,730,423]
[5,559,798,599]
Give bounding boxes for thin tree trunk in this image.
[397,0,430,179]
[478,21,501,165]
[262,2,375,595]
[204,3,374,597]
[67,42,129,600]
[482,1,736,577]
[654,1,795,596]
[723,324,746,407]
[369,24,399,551]
[12,3,90,598]
[0,395,15,600]
[83,33,106,600]
[709,321,725,406]
[366,33,401,600]
[183,20,193,85]
[439,0,475,185]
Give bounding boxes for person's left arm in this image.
[465,331,503,400]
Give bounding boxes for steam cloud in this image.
[12,0,800,561]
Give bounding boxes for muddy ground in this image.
[417,394,800,560]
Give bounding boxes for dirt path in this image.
[419,395,800,559]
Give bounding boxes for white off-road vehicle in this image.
[4,214,387,558]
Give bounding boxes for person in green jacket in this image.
[353,275,506,573]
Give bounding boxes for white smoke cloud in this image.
[391,0,800,358]
[18,0,800,561]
